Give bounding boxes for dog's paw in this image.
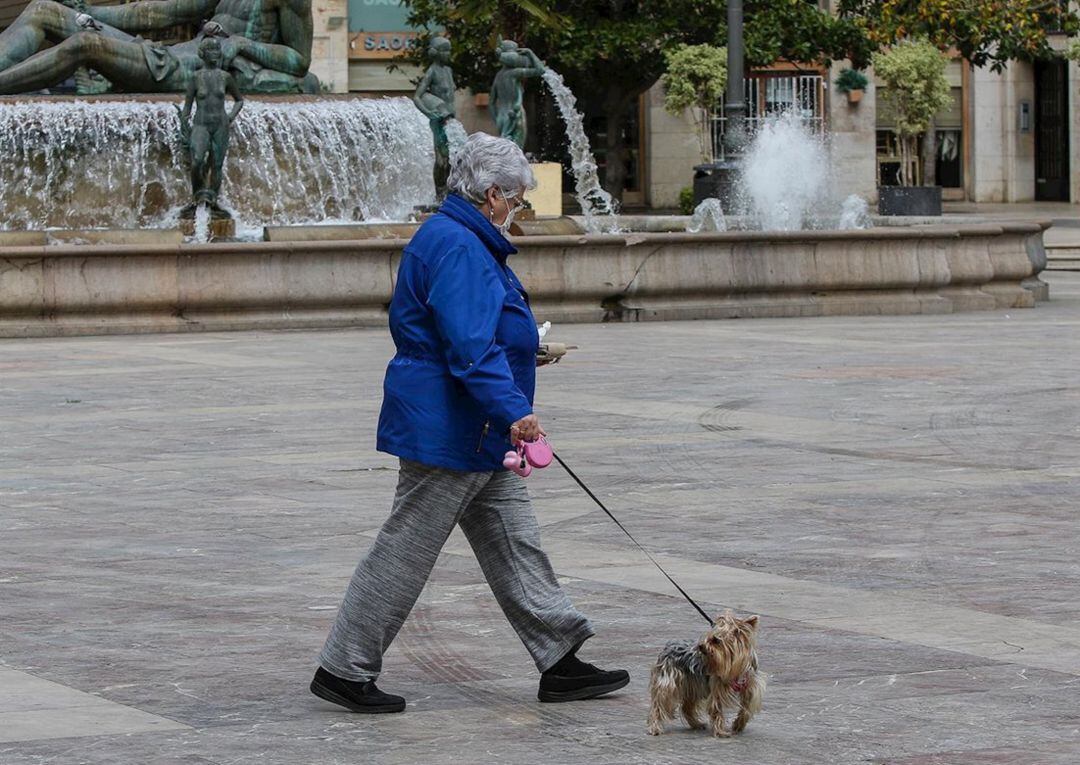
[646,724,663,736]
[711,728,732,738]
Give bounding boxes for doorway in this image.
[1035,59,1070,201]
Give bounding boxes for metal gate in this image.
[710,73,825,160]
[1035,59,1070,201]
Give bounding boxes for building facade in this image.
[338,2,1080,208]
[866,42,1075,205]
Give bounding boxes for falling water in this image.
[445,118,468,160]
[0,97,435,230]
[192,203,211,243]
[540,68,618,233]
[737,112,830,230]
[838,194,871,230]
[687,198,726,233]
[729,112,876,231]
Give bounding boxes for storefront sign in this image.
[347,0,423,59]
[349,31,420,59]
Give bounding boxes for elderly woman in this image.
[312,134,629,713]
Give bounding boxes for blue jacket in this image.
[376,194,538,471]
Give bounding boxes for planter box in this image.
[878,185,943,216]
[846,89,864,104]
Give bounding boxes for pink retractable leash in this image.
[503,436,553,477]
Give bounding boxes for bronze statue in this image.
[178,36,243,221]
[412,36,456,200]
[0,0,318,95]
[489,39,544,148]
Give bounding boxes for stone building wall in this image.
[968,61,1036,202]
[643,83,702,210]
[309,0,350,94]
[828,60,878,204]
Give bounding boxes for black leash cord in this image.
[552,451,714,626]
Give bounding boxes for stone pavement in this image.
[2,273,1080,764]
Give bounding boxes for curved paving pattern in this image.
[1,274,1079,763]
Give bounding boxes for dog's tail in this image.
[649,659,680,697]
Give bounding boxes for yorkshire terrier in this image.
[646,611,764,737]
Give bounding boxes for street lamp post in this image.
[692,0,746,206]
[723,0,746,157]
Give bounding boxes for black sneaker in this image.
[538,660,630,703]
[310,667,406,713]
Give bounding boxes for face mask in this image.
[495,188,524,236]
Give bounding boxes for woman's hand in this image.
[510,414,545,444]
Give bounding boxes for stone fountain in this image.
[0,6,1052,337]
[0,96,434,233]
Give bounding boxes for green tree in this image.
[745,0,874,69]
[1065,38,1080,65]
[662,44,727,162]
[873,39,951,186]
[840,0,1079,185]
[839,0,1079,71]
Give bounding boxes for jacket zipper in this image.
[475,420,490,453]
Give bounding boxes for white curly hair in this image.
[447,132,536,204]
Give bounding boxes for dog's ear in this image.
[743,615,759,630]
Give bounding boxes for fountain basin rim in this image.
[0,220,1046,337]
[518,222,1049,246]
[608,214,1052,235]
[0,219,1050,258]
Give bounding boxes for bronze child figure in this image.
[412,36,456,200]
[178,35,244,221]
[489,39,544,148]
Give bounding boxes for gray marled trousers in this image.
[319,459,595,681]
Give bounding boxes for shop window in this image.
[877,80,963,188]
[935,130,962,188]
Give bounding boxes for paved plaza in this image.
[2,273,1080,764]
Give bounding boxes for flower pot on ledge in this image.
[878,185,942,216]
[846,89,864,105]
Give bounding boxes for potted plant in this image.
[661,43,727,204]
[872,39,951,215]
[835,67,869,104]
